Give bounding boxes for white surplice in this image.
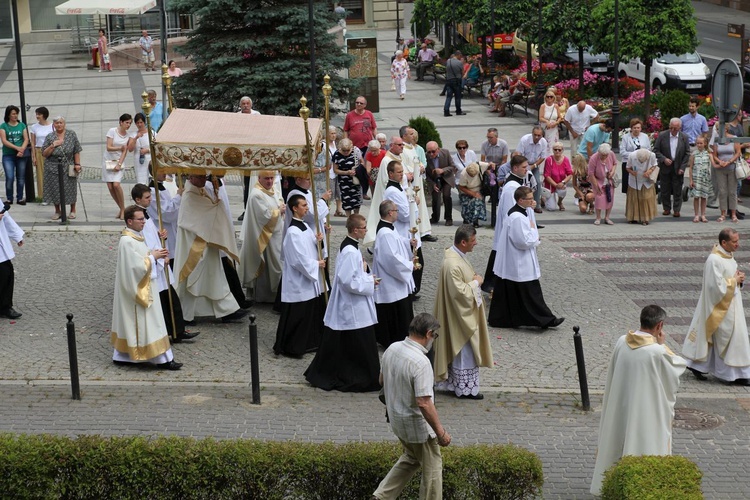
[147,183,181,258]
[494,207,541,282]
[590,331,686,495]
[323,238,377,330]
[682,245,750,381]
[111,229,173,364]
[281,219,326,303]
[239,182,284,303]
[372,222,414,304]
[284,186,329,259]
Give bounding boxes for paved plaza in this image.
[2,4,750,498]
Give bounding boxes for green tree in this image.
[591,0,698,117]
[169,0,356,117]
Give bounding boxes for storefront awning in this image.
[55,0,157,16]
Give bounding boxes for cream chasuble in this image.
[590,331,686,495]
[111,230,171,361]
[434,247,493,383]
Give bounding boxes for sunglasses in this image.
[553,148,563,152]
[355,102,365,105]
[457,146,467,150]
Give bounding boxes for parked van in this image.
[618,52,712,94]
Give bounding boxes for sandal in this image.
[717,216,726,223]
[693,216,700,223]
[642,221,649,226]
[68,213,77,220]
[51,213,61,221]
[605,219,614,225]
[334,211,346,217]
[593,219,601,226]
[558,204,565,211]
[701,216,708,223]
[732,216,739,223]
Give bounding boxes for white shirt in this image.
[29,123,53,148]
[381,337,435,443]
[669,133,678,159]
[495,208,541,282]
[323,240,377,330]
[515,134,548,164]
[372,224,415,304]
[383,181,420,249]
[564,105,599,134]
[0,212,23,263]
[281,220,325,302]
[452,149,478,179]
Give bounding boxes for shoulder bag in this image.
[735,156,750,180]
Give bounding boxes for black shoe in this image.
[239,299,254,310]
[473,221,480,228]
[0,308,22,319]
[455,111,466,116]
[445,219,453,226]
[221,309,249,323]
[544,317,565,329]
[733,378,750,386]
[444,113,453,117]
[412,294,420,301]
[429,218,438,224]
[16,199,26,206]
[737,211,745,220]
[185,319,197,326]
[457,393,484,400]
[157,360,183,370]
[687,367,708,381]
[537,224,545,229]
[238,212,245,221]
[113,360,129,366]
[439,92,446,96]
[172,330,200,343]
[421,234,438,242]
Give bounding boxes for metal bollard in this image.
[57,163,67,224]
[573,326,590,411]
[66,314,80,400]
[248,314,261,404]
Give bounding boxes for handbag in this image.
[102,54,110,64]
[105,160,119,171]
[736,157,750,180]
[480,170,492,197]
[67,164,78,178]
[647,166,660,183]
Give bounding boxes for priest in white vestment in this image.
[305,214,380,392]
[147,171,182,259]
[173,174,246,322]
[372,200,415,348]
[239,170,285,303]
[400,127,433,240]
[434,225,493,399]
[274,194,326,357]
[488,187,564,329]
[111,205,181,370]
[682,228,750,384]
[591,305,686,495]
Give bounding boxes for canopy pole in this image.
[300,96,327,304]
[322,75,332,257]
[142,91,177,341]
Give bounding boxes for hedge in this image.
[601,455,703,500]
[0,434,543,499]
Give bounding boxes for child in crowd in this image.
[689,135,711,223]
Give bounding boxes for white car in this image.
[618,52,712,94]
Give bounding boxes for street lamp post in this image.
[308,0,317,116]
[395,0,400,43]
[611,0,620,152]
[535,0,545,97]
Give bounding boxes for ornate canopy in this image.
[151,109,324,176]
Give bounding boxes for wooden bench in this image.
[507,88,533,118]
[463,74,485,97]
[426,64,446,83]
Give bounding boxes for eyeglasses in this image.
[553,148,563,152]
[429,330,439,339]
[355,101,365,105]
[457,146,467,150]
[427,150,438,154]
[393,143,404,146]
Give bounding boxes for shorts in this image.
[142,52,155,64]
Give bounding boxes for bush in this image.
[0,434,544,500]
[658,90,691,129]
[601,455,703,500]
[409,115,442,148]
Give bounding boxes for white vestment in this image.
[383,181,421,250]
[372,223,415,304]
[401,143,431,237]
[590,331,686,495]
[173,181,240,320]
[284,187,329,259]
[682,245,750,381]
[111,229,173,364]
[0,212,23,263]
[141,216,168,293]
[281,219,326,302]
[494,207,541,282]
[323,239,377,330]
[147,184,181,258]
[239,182,284,303]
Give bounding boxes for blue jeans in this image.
[443,78,462,114]
[3,154,26,202]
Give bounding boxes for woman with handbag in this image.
[332,138,362,216]
[41,116,81,220]
[98,29,112,72]
[588,143,618,225]
[711,124,742,223]
[103,114,135,220]
[625,148,658,225]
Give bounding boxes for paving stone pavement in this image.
[3,6,750,497]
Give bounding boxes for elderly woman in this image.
[542,142,572,211]
[332,138,363,216]
[619,118,649,194]
[588,143,618,225]
[103,114,135,220]
[625,148,658,225]
[390,50,410,100]
[376,132,387,151]
[539,90,562,156]
[452,139,478,181]
[711,123,742,223]
[364,139,386,197]
[458,162,487,227]
[572,154,595,214]
[41,116,82,220]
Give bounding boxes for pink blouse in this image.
[543,156,572,192]
[587,152,617,186]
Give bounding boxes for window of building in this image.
[340,0,364,24]
[30,0,88,31]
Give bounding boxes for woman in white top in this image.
[452,139,478,182]
[167,60,183,78]
[29,106,53,200]
[539,91,561,156]
[619,118,649,194]
[103,113,135,219]
[132,113,153,185]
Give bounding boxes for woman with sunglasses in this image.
[542,142,572,211]
[452,139,478,181]
[539,91,562,156]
